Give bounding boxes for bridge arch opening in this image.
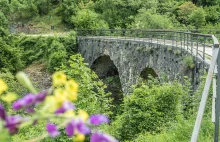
[140,67,158,82]
[91,55,123,107]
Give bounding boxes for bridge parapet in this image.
[76,29,215,66]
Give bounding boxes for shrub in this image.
[71,9,109,29]
[48,51,67,72]
[182,56,195,70]
[0,40,24,73]
[129,9,173,29]
[104,82,185,141]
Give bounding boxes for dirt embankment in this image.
[24,64,52,91]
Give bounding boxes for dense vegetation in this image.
[0,0,219,141]
[0,0,220,32]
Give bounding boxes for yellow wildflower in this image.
[64,110,75,118]
[78,110,89,121]
[65,80,78,92]
[67,91,77,101]
[1,92,18,103]
[54,88,68,104]
[74,133,85,142]
[52,72,67,86]
[65,80,78,101]
[44,96,59,113]
[0,79,8,94]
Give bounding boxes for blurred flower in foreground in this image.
[46,123,60,138]
[0,79,8,94]
[0,104,6,120]
[91,132,118,142]
[0,72,118,142]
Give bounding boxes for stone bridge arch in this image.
[77,37,202,94]
[90,55,123,103]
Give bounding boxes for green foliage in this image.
[130,118,213,142]
[129,9,173,29]
[59,54,112,115]
[60,0,78,24]
[0,0,10,16]
[71,9,109,29]
[94,0,158,28]
[0,72,27,96]
[204,6,220,24]
[17,34,75,71]
[48,50,67,72]
[177,2,197,25]
[182,56,195,70]
[189,8,206,29]
[104,81,185,141]
[0,11,8,29]
[0,40,24,73]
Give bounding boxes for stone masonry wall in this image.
[77,37,207,94]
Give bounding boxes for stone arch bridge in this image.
[76,29,216,94]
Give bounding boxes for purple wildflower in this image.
[89,114,109,125]
[65,119,90,137]
[65,121,75,137]
[12,99,25,110]
[23,94,36,105]
[55,101,75,114]
[46,123,60,138]
[0,104,6,120]
[12,93,36,110]
[76,121,90,134]
[35,90,48,104]
[5,115,22,134]
[25,108,35,113]
[91,132,118,142]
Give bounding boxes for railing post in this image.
[214,45,220,141]
[190,40,219,142]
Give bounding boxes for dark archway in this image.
[91,55,123,109]
[140,67,158,81]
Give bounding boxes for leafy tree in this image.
[193,0,220,6]
[177,1,197,25]
[0,40,24,73]
[189,8,206,29]
[129,9,173,29]
[60,0,78,24]
[71,9,109,29]
[103,81,185,141]
[94,0,158,28]
[0,0,10,15]
[204,6,220,24]
[0,11,8,29]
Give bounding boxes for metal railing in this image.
[76,29,215,68]
[75,29,220,142]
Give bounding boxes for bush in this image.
[182,56,195,70]
[0,40,24,73]
[0,72,27,96]
[129,9,173,29]
[104,82,185,141]
[71,9,109,29]
[48,51,67,72]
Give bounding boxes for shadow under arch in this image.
[91,55,123,105]
[140,67,158,81]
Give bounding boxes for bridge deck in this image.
[78,36,213,65]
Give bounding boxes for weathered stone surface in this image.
[77,37,207,94]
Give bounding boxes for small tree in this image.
[189,8,206,29]
[177,2,197,25]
